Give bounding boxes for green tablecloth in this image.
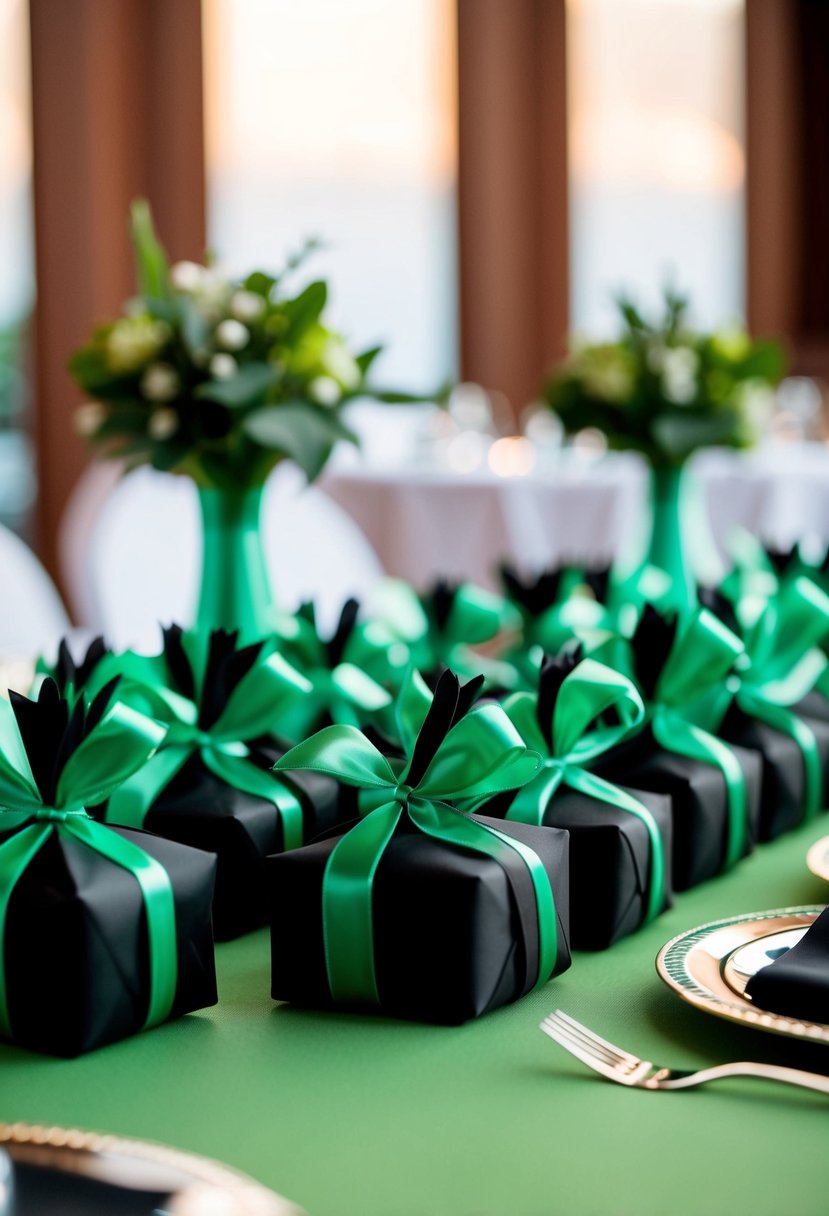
[4,818,829,1216]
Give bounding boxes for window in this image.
[568,0,745,335]
[203,0,457,393]
[0,0,35,534]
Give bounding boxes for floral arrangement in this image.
[69,202,418,489]
[543,290,785,468]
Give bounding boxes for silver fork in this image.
[540,1010,829,1095]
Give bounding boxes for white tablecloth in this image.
[320,442,829,591]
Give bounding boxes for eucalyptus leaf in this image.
[194,363,279,408]
[283,281,327,338]
[130,200,170,302]
[243,402,347,481]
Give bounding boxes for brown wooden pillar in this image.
[456,0,568,420]
[28,0,205,593]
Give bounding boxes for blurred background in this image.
[2,0,827,598]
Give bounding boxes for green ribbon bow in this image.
[274,601,395,740]
[638,607,750,870]
[499,565,614,687]
[712,574,829,821]
[499,656,666,925]
[372,578,520,686]
[106,635,314,850]
[274,670,556,1007]
[0,691,173,1038]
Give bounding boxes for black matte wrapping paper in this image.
[597,733,762,890]
[488,786,673,950]
[2,825,217,1057]
[268,814,570,1025]
[138,748,345,941]
[718,708,829,840]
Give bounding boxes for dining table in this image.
[321,432,829,592]
[4,814,828,1216]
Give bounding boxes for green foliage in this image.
[68,201,425,489]
[543,291,786,468]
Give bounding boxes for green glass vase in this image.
[645,463,696,613]
[194,483,274,642]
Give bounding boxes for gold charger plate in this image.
[0,1121,304,1215]
[655,906,829,1044]
[806,836,829,882]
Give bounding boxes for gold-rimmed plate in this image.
[0,1122,304,1215]
[807,836,829,882]
[656,906,829,1044]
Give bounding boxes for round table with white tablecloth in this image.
[320,439,829,590]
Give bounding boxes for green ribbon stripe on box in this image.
[500,658,666,925]
[275,675,556,1007]
[0,697,175,1037]
[716,574,829,820]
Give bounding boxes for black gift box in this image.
[268,814,570,1024]
[3,824,217,1057]
[138,745,345,941]
[597,732,762,890]
[719,707,829,840]
[792,690,829,725]
[488,785,673,950]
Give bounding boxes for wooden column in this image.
[456,0,568,420]
[746,0,829,374]
[28,0,205,591]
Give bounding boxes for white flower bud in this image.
[323,338,360,389]
[308,375,342,407]
[209,353,238,380]
[170,261,205,292]
[74,402,107,437]
[141,362,180,402]
[147,407,179,440]
[215,318,250,351]
[230,290,266,323]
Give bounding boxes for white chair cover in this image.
[0,525,71,659]
[60,463,384,651]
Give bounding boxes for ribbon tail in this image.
[322,801,404,1006]
[104,746,194,828]
[203,749,305,852]
[0,824,52,1037]
[504,769,564,828]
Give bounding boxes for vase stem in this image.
[195,484,273,641]
[646,464,696,614]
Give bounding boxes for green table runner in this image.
[3,819,829,1215]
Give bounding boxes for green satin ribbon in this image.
[719,575,829,821]
[0,697,176,1038]
[274,698,555,1007]
[274,612,395,739]
[106,648,312,849]
[500,658,665,925]
[649,609,748,869]
[372,579,520,685]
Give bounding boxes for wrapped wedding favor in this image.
[103,627,345,939]
[269,670,570,1024]
[0,679,217,1057]
[372,578,519,687]
[700,577,829,838]
[273,599,395,741]
[595,607,762,890]
[485,651,672,949]
[499,564,610,685]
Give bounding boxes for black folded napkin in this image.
[746,906,829,1023]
